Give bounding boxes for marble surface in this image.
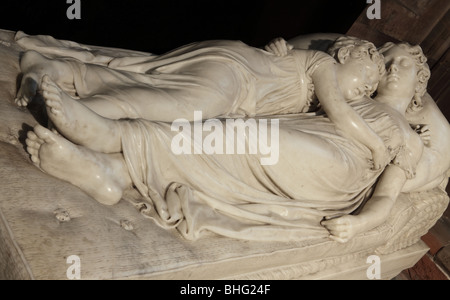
[0,29,448,279]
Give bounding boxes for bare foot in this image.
[16,51,75,106]
[26,124,128,205]
[15,72,40,107]
[41,75,121,153]
[42,75,80,138]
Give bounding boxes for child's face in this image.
[337,56,380,100]
[378,45,418,100]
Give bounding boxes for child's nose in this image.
[363,84,373,96]
[388,63,398,73]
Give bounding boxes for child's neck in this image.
[375,94,410,116]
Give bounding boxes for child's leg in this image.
[79,84,237,121]
[41,75,122,154]
[16,50,133,107]
[26,124,131,205]
[20,53,240,121]
[16,51,76,106]
[77,60,240,121]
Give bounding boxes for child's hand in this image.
[321,215,361,243]
[370,143,390,171]
[413,124,431,146]
[264,37,294,57]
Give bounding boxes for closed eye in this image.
[400,58,412,67]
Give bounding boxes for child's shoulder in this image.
[292,49,336,76]
[293,49,335,66]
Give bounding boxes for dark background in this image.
[0,0,366,54]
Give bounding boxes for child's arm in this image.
[322,164,407,243]
[312,62,389,170]
[322,129,423,243]
[264,37,294,56]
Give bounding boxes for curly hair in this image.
[378,42,431,106]
[327,36,385,95]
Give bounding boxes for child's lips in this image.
[357,86,366,94]
[387,74,399,82]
